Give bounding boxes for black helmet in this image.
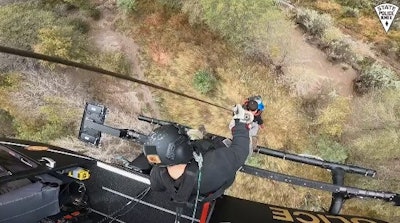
[143,125,194,166]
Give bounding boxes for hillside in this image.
[0,0,399,222]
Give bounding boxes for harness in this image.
[159,162,199,206]
[152,139,235,207]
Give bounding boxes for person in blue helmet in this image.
[242,95,265,151]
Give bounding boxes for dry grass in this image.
[228,155,332,211]
[52,135,143,163]
[357,16,387,42]
[339,90,400,222]
[314,0,342,13]
[345,89,400,135]
[342,199,400,223]
[0,69,87,120]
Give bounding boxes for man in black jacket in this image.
[143,104,253,209]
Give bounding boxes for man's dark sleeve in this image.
[198,120,250,194]
[229,120,250,169]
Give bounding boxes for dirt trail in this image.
[284,27,358,98]
[54,2,163,163]
[88,3,160,118]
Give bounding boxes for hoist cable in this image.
[0,45,230,112]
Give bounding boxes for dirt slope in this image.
[52,3,161,163]
[284,27,357,97]
[89,5,160,118]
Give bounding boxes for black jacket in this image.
[253,114,263,125]
[149,120,250,202]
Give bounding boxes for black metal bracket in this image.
[78,103,148,146]
[254,147,376,177]
[328,168,346,214]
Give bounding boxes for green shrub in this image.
[0,109,16,137]
[0,73,20,89]
[117,0,138,13]
[63,0,90,9]
[47,0,100,19]
[354,63,400,94]
[87,8,101,20]
[355,56,376,71]
[322,27,343,43]
[34,25,89,68]
[392,17,400,31]
[0,3,58,49]
[14,117,70,143]
[296,8,333,37]
[182,0,204,25]
[50,2,74,17]
[245,154,264,167]
[321,27,356,64]
[0,72,21,107]
[312,136,349,163]
[193,70,217,94]
[68,18,90,34]
[316,96,351,137]
[300,87,337,121]
[199,0,293,65]
[336,0,372,10]
[376,39,399,60]
[341,6,359,18]
[157,0,182,10]
[326,38,355,63]
[14,97,78,142]
[95,52,131,75]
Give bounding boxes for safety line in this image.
[102,186,200,222]
[97,161,150,185]
[87,208,126,223]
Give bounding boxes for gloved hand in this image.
[232,104,254,124]
[186,129,203,140]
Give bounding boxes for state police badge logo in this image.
[375,3,399,33]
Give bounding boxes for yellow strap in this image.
[26,146,49,151]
